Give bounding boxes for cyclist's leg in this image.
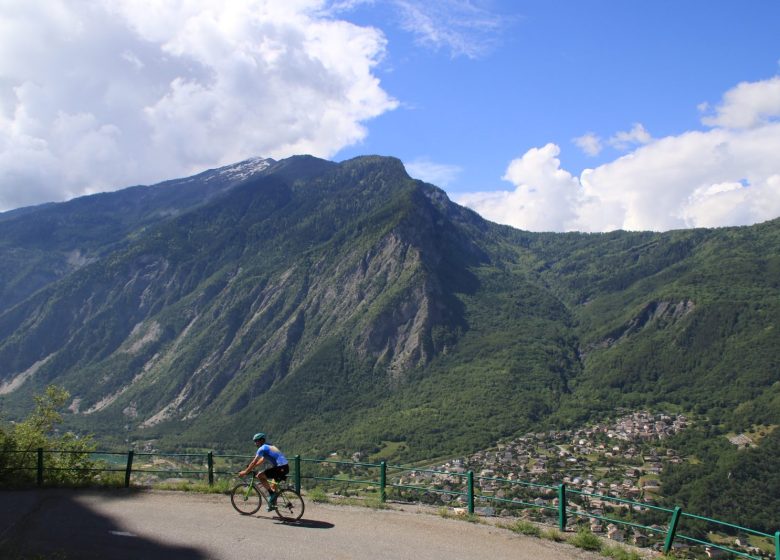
[269,464,289,487]
[265,465,288,492]
[255,469,274,494]
[262,466,285,510]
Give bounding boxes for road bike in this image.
[230,471,305,522]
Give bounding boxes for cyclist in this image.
[239,432,290,510]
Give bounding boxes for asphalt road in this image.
[0,489,603,560]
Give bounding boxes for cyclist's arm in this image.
[239,455,265,476]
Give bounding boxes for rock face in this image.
[0,155,480,442]
[592,300,696,350]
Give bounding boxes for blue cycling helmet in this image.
[253,432,266,442]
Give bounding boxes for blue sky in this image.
[2,1,780,231]
[339,1,779,186]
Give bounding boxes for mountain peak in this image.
[205,156,275,184]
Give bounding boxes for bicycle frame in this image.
[240,471,278,499]
[242,476,257,500]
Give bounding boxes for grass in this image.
[569,528,603,551]
[153,480,232,493]
[437,507,481,523]
[565,528,645,560]
[600,543,643,560]
[332,495,389,509]
[709,531,775,555]
[747,534,775,554]
[300,486,389,510]
[742,424,778,445]
[368,441,407,463]
[306,487,329,503]
[507,520,542,537]
[541,528,566,542]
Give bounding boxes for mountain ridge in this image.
[0,155,778,528]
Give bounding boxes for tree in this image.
[0,385,98,486]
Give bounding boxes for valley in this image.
[0,154,778,533]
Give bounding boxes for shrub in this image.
[510,520,542,537]
[569,528,602,551]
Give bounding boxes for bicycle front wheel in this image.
[274,489,305,522]
[230,483,263,515]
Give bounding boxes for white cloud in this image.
[573,133,603,156]
[458,76,780,232]
[404,158,462,187]
[702,76,780,129]
[608,123,652,151]
[457,144,582,232]
[0,0,398,211]
[393,0,506,59]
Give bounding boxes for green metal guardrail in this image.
[2,449,777,560]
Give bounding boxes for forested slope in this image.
[0,155,777,529]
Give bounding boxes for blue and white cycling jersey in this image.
[255,444,288,467]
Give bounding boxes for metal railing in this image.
[2,448,777,560]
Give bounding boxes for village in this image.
[386,412,770,557]
[391,411,714,553]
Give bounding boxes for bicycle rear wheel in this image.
[273,488,305,522]
[230,483,263,515]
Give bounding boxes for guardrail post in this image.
[467,471,474,514]
[207,452,214,486]
[294,455,301,493]
[124,450,134,488]
[37,448,44,486]
[558,483,567,531]
[774,530,779,560]
[664,506,682,554]
[379,462,387,503]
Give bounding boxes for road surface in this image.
[0,489,604,559]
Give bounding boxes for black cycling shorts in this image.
[264,463,290,481]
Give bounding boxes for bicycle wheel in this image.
[273,488,305,522]
[230,483,263,515]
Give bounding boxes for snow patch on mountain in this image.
[206,157,273,183]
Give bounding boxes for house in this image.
[632,531,649,547]
[606,524,625,542]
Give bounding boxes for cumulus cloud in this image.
[458,144,581,231]
[404,157,462,187]
[0,0,397,211]
[608,123,652,151]
[701,76,780,129]
[458,76,780,232]
[573,132,603,156]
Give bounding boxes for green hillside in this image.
[0,155,778,528]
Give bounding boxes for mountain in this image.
[0,155,778,525]
[0,157,279,313]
